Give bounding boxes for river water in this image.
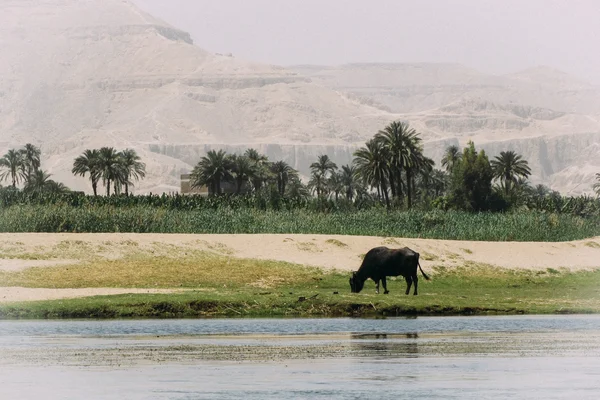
[1,315,599,399]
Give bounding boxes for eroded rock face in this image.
[0,0,598,195]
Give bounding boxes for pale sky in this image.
[133,0,600,83]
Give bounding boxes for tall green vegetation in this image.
[441,145,462,173]
[0,205,598,241]
[271,160,298,196]
[594,173,600,197]
[353,138,390,207]
[491,150,532,196]
[72,148,146,196]
[119,149,147,196]
[72,149,101,196]
[449,141,495,211]
[190,149,233,195]
[0,149,26,188]
[0,144,66,194]
[24,170,68,195]
[352,121,434,209]
[21,143,41,182]
[309,154,337,199]
[2,122,599,223]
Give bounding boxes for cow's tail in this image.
[417,257,430,280]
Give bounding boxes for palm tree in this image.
[327,170,344,201]
[417,168,449,199]
[395,130,431,209]
[353,139,390,208]
[375,121,418,199]
[0,149,26,188]
[594,173,600,197]
[20,143,41,183]
[45,180,70,194]
[229,154,254,194]
[286,175,310,201]
[271,160,298,196]
[24,169,68,194]
[310,155,338,198]
[340,164,358,201]
[72,149,101,196]
[245,148,271,191]
[310,154,337,177]
[406,152,435,208]
[308,171,328,199]
[490,151,532,196]
[118,149,146,195]
[441,145,462,173]
[190,149,233,195]
[98,147,124,196]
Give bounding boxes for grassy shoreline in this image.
[2,262,599,319]
[1,233,598,319]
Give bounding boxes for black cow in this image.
[349,246,430,295]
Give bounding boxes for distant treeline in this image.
[2,122,599,216]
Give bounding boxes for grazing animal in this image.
[349,246,430,295]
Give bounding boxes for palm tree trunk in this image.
[92,180,98,196]
[106,179,111,196]
[406,169,413,209]
[397,167,404,198]
[389,169,397,198]
[381,181,390,209]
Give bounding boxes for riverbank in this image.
[1,233,599,318]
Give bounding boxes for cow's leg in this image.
[375,278,380,294]
[413,274,419,296]
[405,276,413,295]
[382,277,389,294]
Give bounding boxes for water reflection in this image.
[350,332,420,358]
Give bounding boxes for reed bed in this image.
[0,204,598,241]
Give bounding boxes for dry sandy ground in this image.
[1,233,599,303]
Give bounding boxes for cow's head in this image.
[349,271,364,293]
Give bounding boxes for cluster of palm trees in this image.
[190,148,304,197]
[350,121,438,208]
[72,147,146,196]
[442,144,533,195]
[0,144,68,194]
[187,121,542,210]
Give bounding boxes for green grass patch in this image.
[0,205,599,241]
[1,256,599,319]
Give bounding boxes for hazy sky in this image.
[133,0,600,83]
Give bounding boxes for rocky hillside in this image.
[0,0,391,193]
[0,0,598,194]
[292,64,600,194]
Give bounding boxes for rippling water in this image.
[1,316,599,399]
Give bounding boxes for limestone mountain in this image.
[0,0,391,193]
[292,64,600,194]
[0,0,598,195]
